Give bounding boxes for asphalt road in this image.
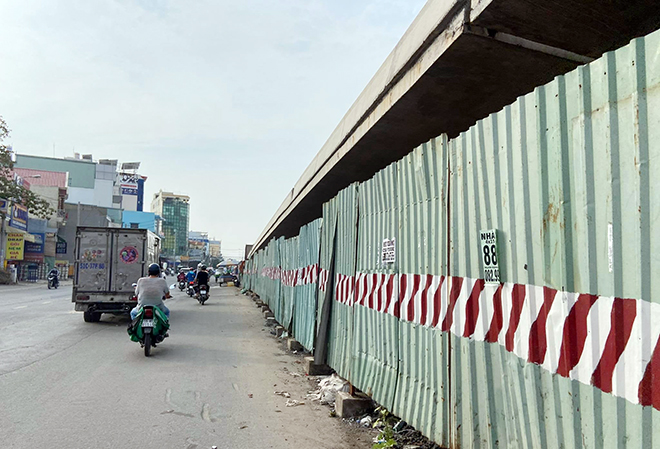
[0,282,370,449]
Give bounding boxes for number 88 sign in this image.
[479,229,500,284]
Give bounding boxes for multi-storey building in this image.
[188,231,208,261]
[15,154,119,209]
[209,240,222,258]
[151,190,189,258]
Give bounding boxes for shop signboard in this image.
[6,233,25,261]
[25,233,45,254]
[56,238,67,254]
[9,204,28,231]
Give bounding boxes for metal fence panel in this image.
[279,235,298,330]
[294,218,322,351]
[326,183,359,379]
[447,30,660,449]
[352,162,400,410]
[392,138,451,447]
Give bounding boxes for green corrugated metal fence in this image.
[294,218,322,351]
[244,29,660,449]
[352,163,400,410]
[325,184,359,380]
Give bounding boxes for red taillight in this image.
[77,295,90,301]
[144,309,154,319]
[130,295,137,301]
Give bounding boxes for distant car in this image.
[218,273,239,286]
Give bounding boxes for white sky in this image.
[0,0,426,259]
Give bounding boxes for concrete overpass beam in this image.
[464,24,594,64]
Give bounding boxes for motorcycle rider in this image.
[47,267,60,287]
[194,265,210,296]
[185,268,196,284]
[130,263,171,320]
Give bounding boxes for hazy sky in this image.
[0,0,426,259]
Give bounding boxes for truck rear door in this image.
[76,229,112,292]
[111,231,146,293]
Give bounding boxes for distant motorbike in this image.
[127,305,169,357]
[187,281,196,297]
[197,284,209,305]
[47,272,59,289]
[178,280,186,291]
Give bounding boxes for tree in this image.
[0,116,55,220]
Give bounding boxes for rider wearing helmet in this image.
[177,268,186,283]
[131,263,171,320]
[194,264,210,295]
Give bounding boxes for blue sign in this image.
[9,204,28,231]
[0,199,7,212]
[56,240,67,254]
[25,233,45,254]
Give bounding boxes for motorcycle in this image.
[47,273,59,289]
[187,281,196,297]
[127,305,170,357]
[178,279,186,291]
[197,284,209,305]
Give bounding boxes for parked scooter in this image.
[127,305,170,357]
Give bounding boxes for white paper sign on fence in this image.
[382,238,396,264]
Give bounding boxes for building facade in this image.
[122,210,156,232]
[151,191,189,258]
[15,154,120,209]
[209,240,222,258]
[10,168,70,275]
[188,231,209,261]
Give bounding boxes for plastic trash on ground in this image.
[306,373,350,405]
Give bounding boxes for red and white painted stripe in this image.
[319,268,330,293]
[262,264,320,288]
[335,273,355,305]
[331,272,660,411]
[298,264,319,286]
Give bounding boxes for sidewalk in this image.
[0,279,71,293]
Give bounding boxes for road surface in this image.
[0,281,370,448]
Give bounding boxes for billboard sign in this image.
[9,204,28,231]
[119,173,139,196]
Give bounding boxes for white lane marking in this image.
[13,306,27,309]
[42,301,52,305]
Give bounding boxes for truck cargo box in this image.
[73,227,160,320]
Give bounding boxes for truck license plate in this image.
[142,319,154,327]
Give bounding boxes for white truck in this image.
[72,227,161,322]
